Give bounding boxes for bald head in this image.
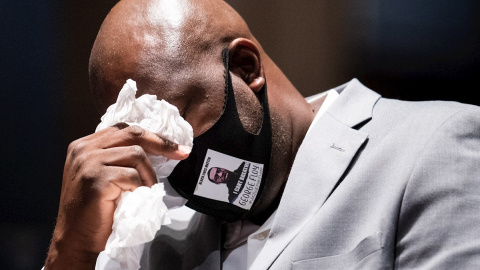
[89,0,254,114]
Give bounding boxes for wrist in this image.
[45,235,99,270]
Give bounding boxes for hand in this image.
[45,124,190,269]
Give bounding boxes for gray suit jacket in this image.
[141,79,480,269]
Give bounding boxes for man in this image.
[208,167,234,185]
[45,0,480,269]
[208,162,248,203]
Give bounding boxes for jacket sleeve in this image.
[396,106,480,269]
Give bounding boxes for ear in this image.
[228,38,265,93]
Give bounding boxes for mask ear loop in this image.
[220,48,229,116]
[220,48,246,131]
[221,47,269,136]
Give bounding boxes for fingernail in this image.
[178,145,192,155]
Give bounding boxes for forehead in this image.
[209,167,219,179]
[91,0,215,106]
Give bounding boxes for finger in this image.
[90,122,130,140]
[101,146,157,187]
[99,166,143,201]
[67,124,126,155]
[101,125,191,160]
[69,123,128,153]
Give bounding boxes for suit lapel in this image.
[250,79,380,269]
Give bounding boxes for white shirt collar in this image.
[305,88,339,137]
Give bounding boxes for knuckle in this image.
[124,167,137,178]
[80,169,96,184]
[162,138,176,150]
[124,125,145,139]
[104,167,139,185]
[79,163,100,182]
[102,169,118,185]
[112,122,129,130]
[68,140,88,158]
[75,151,91,166]
[67,140,78,153]
[123,168,141,186]
[67,140,80,156]
[130,145,146,160]
[69,151,99,180]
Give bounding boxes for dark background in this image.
[1,0,479,269]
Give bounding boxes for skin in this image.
[208,167,230,184]
[46,0,323,268]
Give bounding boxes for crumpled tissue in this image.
[94,79,193,270]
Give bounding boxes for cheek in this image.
[186,91,225,137]
[184,65,239,137]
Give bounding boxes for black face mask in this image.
[168,49,272,222]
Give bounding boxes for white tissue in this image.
[94,79,193,270]
[96,78,194,179]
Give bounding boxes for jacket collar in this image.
[250,78,381,269]
[329,78,380,128]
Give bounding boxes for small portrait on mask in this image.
[194,149,264,210]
